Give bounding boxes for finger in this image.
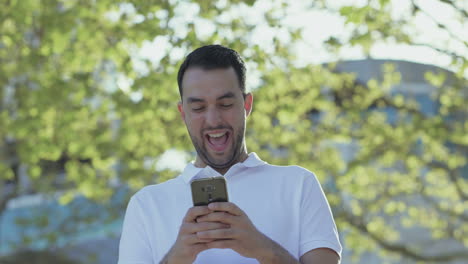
[183,222,230,234]
[196,212,236,225]
[197,228,236,240]
[191,243,210,254]
[206,239,236,249]
[180,234,215,245]
[208,202,244,216]
[196,238,216,243]
[183,206,211,222]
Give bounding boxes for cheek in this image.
[185,114,204,131]
[230,111,245,127]
[190,115,205,127]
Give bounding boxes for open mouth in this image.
[205,131,230,152]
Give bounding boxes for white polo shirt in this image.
[119,153,342,264]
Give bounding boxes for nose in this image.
[205,107,223,127]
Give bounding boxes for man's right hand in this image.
[161,206,230,264]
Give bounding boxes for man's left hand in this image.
[195,202,297,263]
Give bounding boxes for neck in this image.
[194,150,249,175]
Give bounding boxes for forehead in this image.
[181,67,241,100]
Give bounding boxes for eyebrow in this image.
[217,92,235,100]
[186,92,236,104]
[186,97,204,104]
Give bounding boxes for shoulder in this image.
[131,177,185,202]
[260,163,317,180]
[249,163,321,189]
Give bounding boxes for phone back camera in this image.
[203,184,215,192]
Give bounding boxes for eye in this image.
[192,105,205,112]
[220,104,233,108]
[192,106,205,112]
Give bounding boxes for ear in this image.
[244,93,253,117]
[177,101,185,121]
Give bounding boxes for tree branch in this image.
[411,0,468,48]
[428,160,468,201]
[0,140,21,215]
[411,42,467,62]
[421,192,468,222]
[435,0,468,19]
[417,168,468,221]
[338,208,468,262]
[0,187,17,216]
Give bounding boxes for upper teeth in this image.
[208,132,225,138]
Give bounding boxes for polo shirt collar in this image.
[180,152,266,183]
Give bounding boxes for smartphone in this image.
[191,177,229,206]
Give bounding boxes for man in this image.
[119,45,342,264]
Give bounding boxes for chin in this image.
[212,152,241,168]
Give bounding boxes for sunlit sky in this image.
[289,0,467,66]
[108,0,467,172]
[130,1,465,65]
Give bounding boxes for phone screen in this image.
[191,177,229,206]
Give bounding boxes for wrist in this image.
[160,255,191,264]
[256,239,299,264]
[256,248,277,264]
[160,247,193,264]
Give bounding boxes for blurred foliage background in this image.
[0,0,467,263]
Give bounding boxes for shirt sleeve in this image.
[118,196,154,264]
[299,172,342,258]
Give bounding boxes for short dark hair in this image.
[177,45,246,100]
